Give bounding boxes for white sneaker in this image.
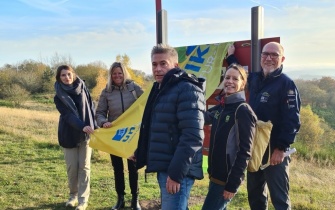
[65,197,78,207]
[75,203,88,210]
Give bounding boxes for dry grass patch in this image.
[1,104,335,209]
[0,106,59,144]
[290,157,335,209]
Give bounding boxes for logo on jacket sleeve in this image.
[260,92,270,103]
[287,89,295,96]
[287,89,297,109]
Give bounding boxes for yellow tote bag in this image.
[235,103,273,172]
[247,120,273,172]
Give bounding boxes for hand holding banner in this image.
[89,84,152,158]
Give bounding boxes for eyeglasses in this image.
[261,52,281,59]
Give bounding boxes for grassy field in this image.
[1,104,335,210]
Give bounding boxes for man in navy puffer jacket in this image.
[134,44,206,210]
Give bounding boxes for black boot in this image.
[131,194,141,210]
[111,194,125,210]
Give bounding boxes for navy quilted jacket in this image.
[136,68,206,183]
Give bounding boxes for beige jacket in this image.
[95,80,143,127]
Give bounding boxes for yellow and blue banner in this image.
[90,84,152,158]
[176,42,232,97]
[89,42,232,158]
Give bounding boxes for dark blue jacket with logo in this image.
[248,65,301,151]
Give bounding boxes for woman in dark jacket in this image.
[95,62,143,210]
[54,65,97,210]
[202,64,257,210]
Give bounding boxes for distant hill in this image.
[285,68,335,80]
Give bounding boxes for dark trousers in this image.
[247,156,291,210]
[110,154,139,195]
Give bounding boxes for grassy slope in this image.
[0,105,335,210]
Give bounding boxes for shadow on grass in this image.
[8,204,112,210]
[8,202,71,210]
[9,203,152,210]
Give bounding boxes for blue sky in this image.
[1,0,334,75]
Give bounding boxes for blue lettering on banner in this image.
[185,45,210,72]
[112,126,136,142]
[122,127,135,142]
[112,128,128,141]
[186,46,197,55]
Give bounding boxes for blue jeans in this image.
[202,181,231,210]
[157,172,194,210]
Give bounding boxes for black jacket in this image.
[54,78,97,148]
[135,68,206,183]
[206,91,257,193]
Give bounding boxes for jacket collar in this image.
[159,68,205,91]
[261,65,283,79]
[224,91,246,104]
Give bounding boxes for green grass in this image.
[1,102,335,209]
[31,94,55,104]
[293,141,335,165]
[0,99,14,107]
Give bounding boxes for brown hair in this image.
[55,65,76,83]
[225,63,248,90]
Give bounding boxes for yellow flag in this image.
[90,42,232,157]
[89,84,152,158]
[176,42,232,97]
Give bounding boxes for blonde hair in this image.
[107,62,132,90]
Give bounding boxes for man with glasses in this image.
[247,42,301,210]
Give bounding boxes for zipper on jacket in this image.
[145,85,161,171]
[118,89,125,112]
[210,105,224,175]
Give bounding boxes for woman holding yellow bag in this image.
[202,64,257,210]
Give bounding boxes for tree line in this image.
[0,54,153,106]
[295,77,335,155]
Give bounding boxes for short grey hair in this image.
[151,43,178,63]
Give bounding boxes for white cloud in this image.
[0,19,155,73]
[167,7,251,46]
[18,0,70,14]
[263,4,335,71]
[1,0,335,76]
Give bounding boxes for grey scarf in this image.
[55,77,95,128]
